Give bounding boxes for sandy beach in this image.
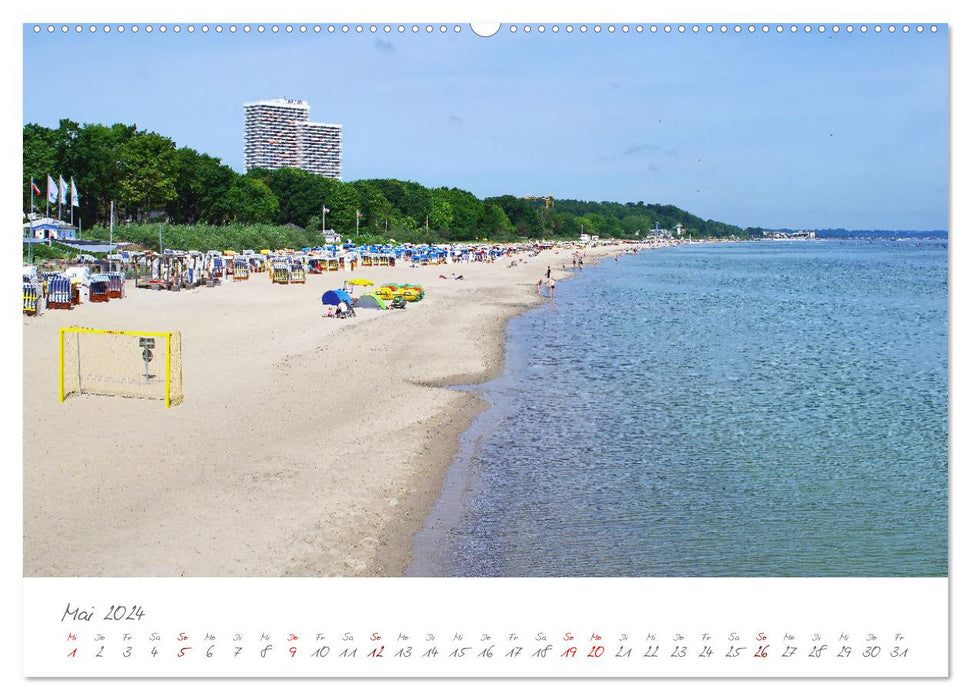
[23,243,641,577]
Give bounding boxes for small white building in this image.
[23,216,77,244]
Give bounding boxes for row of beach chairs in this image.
[23,272,125,315]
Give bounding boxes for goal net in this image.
[59,327,183,407]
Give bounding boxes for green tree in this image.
[72,123,136,226]
[352,181,395,234]
[171,148,235,224]
[479,203,514,237]
[209,175,279,224]
[485,195,543,238]
[551,211,580,239]
[253,167,329,228]
[428,190,454,232]
[117,130,178,221]
[22,123,56,214]
[363,179,431,223]
[321,180,362,236]
[434,187,484,239]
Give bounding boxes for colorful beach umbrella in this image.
[347,278,375,286]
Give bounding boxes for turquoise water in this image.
[409,240,948,577]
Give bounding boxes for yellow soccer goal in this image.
[59,327,183,407]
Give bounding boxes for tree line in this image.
[24,119,757,243]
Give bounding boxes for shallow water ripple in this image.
[420,240,947,577]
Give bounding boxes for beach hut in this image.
[354,292,388,310]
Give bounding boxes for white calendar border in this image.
[5,0,964,696]
[22,577,949,678]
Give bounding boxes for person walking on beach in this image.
[548,276,556,300]
[545,265,551,280]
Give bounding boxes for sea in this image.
[408,239,948,577]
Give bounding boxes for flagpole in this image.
[110,201,114,248]
[322,205,326,236]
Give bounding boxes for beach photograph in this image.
[21,19,948,584]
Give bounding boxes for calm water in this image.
[409,240,948,577]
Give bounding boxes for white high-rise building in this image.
[243,98,342,179]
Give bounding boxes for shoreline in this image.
[370,244,638,576]
[23,242,655,577]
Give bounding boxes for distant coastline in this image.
[803,229,946,239]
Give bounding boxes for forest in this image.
[24,119,760,246]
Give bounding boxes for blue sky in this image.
[22,23,948,230]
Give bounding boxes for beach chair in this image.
[233,259,249,281]
[46,275,73,310]
[106,272,125,298]
[290,265,306,284]
[23,283,40,316]
[89,275,110,303]
[272,264,290,284]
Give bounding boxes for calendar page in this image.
[13,0,958,693]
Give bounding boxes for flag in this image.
[70,178,80,207]
[323,207,330,213]
[47,175,58,204]
[356,210,362,219]
[30,178,41,196]
[59,175,68,205]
